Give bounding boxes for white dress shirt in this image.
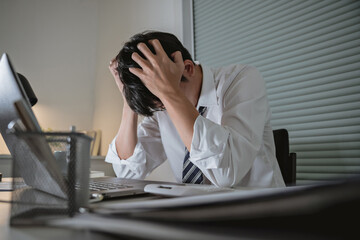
[106,64,286,188]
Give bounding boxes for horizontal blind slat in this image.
[258,37,360,72]
[267,70,360,96]
[296,173,360,181]
[272,102,360,121]
[266,62,360,87]
[297,166,360,173]
[272,110,360,127]
[269,78,360,102]
[262,53,360,80]
[263,56,360,84]
[298,158,360,166]
[270,86,360,108]
[292,142,360,152]
[270,94,360,113]
[295,150,360,158]
[292,135,360,145]
[286,126,360,138]
[273,118,360,132]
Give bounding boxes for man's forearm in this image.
[161,91,199,151]
[115,103,138,159]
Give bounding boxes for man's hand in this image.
[109,58,135,114]
[129,39,185,100]
[109,58,124,94]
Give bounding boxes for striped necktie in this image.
[182,106,207,184]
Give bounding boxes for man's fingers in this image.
[137,43,156,63]
[150,39,166,56]
[129,67,152,90]
[109,59,119,77]
[110,58,116,65]
[131,52,150,70]
[109,58,119,76]
[172,51,183,65]
[129,67,143,79]
[110,58,118,67]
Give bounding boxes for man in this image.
[106,31,285,188]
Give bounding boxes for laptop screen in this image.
[0,53,67,198]
[0,53,33,155]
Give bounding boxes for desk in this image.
[0,191,272,240]
[1,191,242,240]
[1,178,359,240]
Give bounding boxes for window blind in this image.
[192,0,360,185]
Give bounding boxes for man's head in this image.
[116,31,194,116]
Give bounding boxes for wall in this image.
[0,0,98,132]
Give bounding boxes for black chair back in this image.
[273,129,296,186]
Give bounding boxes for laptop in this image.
[0,53,176,200]
[88,177,179,199]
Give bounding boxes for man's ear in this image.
[183,60,195,78]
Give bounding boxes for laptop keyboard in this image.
[88,180,133,192]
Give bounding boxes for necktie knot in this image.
[198,106,207,116]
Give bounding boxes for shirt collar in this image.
[196,64,218,108]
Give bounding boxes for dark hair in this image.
[116,31,193,116]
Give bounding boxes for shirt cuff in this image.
[105,137,146,177]
[190,116,229,169]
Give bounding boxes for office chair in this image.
[273,129,297,186]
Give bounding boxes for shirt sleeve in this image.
[190,66,270,187]
[105,115,167,179]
